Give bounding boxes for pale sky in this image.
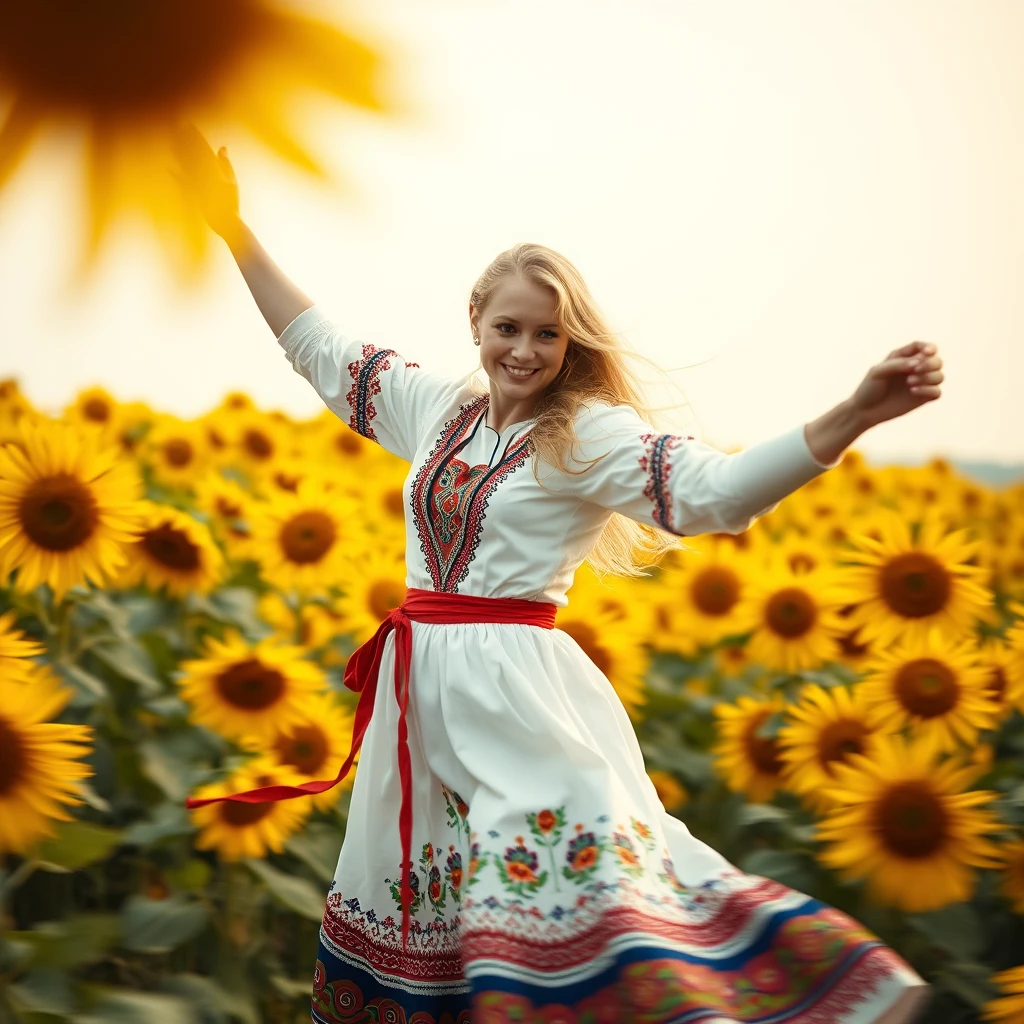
[0,0,1018,464]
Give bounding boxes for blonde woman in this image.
[177,125,938,1024]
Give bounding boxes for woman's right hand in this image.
[171,122,244,245]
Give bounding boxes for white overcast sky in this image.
[0,0,1018,464]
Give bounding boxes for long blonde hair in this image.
[469,242,698,578]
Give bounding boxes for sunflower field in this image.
[0,377,1023,1024]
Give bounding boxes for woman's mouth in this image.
[501,363,539,379]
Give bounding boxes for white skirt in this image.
[310,621,931,1024]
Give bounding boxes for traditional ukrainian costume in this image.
[190,305,931,1024]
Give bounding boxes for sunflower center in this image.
[242,429,274,460]
[837,629,870,658]
[207,427,227,450]
[764,587,817,638]
[744,713,785,776]
[19,473,99,551]
[335,431,363,456]
[0,716,27,796]
[383,488,405,519]
[83,398,111,423]
[560,622,612,676]
[368,580,406,621]
[817,719,869,771]
[164,439,194,467]
[221,802,273,828]
[142,524,201,571]
[879,552,951,618]
[280,511,336,564]
[894,658,959,717]
[987,667,1007,703]
[215,658,286,710]
[788,552,818,574]
[274,471,300,493]
[275,724,329,775]
[215,496,242,518]
[690,567,740,616]
[873,780,947,858]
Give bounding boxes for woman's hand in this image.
[849,340,944,430]
[170,122,245,249]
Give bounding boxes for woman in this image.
[177,124,940,1024]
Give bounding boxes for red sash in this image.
[185,586,557,948]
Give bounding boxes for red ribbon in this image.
[185,586,557,948]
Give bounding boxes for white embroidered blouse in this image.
[277,305,840,606]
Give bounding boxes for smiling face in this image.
[470,275,571,421]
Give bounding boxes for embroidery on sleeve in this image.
[345,344,418,442]
[638,432,692,533]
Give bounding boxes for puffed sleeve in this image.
[561,402,843,536]
[276,304,458,462]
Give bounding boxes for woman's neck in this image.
[485,387,538,433]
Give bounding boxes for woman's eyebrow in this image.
[492,315,559,328]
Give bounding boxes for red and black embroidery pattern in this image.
[345,344,404,442]
[411,396,534,593]
[639,432,691,534]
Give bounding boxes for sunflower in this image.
[193,469,255,557]
[0,671,94,853]
[713,639,754,679]
[829,602,877,671]
[112,401,158,458]
[116,501,224,597]
[728,558,851,674]
[63,386,122,436]
[178,629,326,742]
[777,683,895,814]
[0,608,44,680]
[307,408,381,471]
[229,410,294,479]
[0,0,393,278]
[974,637,1023,722]
[982,966,1024,1024]
[835,509,995,647]
[189,755,311,861]
[711,692,788,803]
[332,549,408,645]
[814,732,1004,913]
[140,416,210,490]
[648,770,688,813]
[248,478,357,594]
[256,591,346,667]
[557,593,649,718]
[996,838,1024,915]
[857,626,1001,754]
[195,409,237,468]
[0,417,143,600]
[268,692,355,811]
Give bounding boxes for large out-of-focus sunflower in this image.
[248,478,357,594]
[814,732,1004,913]
[332,548,407,645]
[0,0,396,279]
[857,626,1001,755]
[711,692,788,804]
[835,510,995,647]
[728,558,851,674]
[116,501,225,597]
[982,966,1024,1024]
[189,755,311,861]
[0,672,94,853]
[777,683,895,814]
[0,609,43,680]
[0,418,143,599]
[178,628,326,742]
[268,691,355,811]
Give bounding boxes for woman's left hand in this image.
[849,340,944,430]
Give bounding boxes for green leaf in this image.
[285,823,343,883]
[8,969,77,1015]
[738,848,814,891]
[935,964,999,1009]
[735,803,792,828]
[138,739,196,802]
[7,914,121,969]
[269,975,313,999]
[246,859,326,921]
[164,859,213,893]
[35,821,122,872]
[54,662,109,706]
[120,894,209,953]
[907,903,984,962]
[73,989,194,1024]
[121,803,196,848]
[92,640,163,696]
[159,975,233,1024]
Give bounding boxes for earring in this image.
[473,335,480,345]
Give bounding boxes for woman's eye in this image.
[496,324,557,338]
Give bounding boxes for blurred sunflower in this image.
[111,401,158,458]
[996,838,1024,915]
[777,683,895,815]
[728,559,850,674]
[836,509,994,647]
[712,639,754,680]
[982,966,1024,1024]
[814,732,1004,913]
[257,591,346,667]
[116,501,224,597]
[140,416,210,490]
[0,672,94,853]
[0,608,44,679]
[269,691,355,811]
[248,477,357,594]
[0,417,143,599]
[178,628,326,742]
[230,410,293,479]
[193,469,255,557]
[829,602,877,671]
[557,595,649,718]
[0,0,394,277]
[308,408,380,472]
[189,755,311,861]
[332,549,408,645]
[195,410,236,468]
[647,770,688,813]
[711,692,788,804]
[63,386,122,436]
[858,626,1001,754]
[975,637,1024,721]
